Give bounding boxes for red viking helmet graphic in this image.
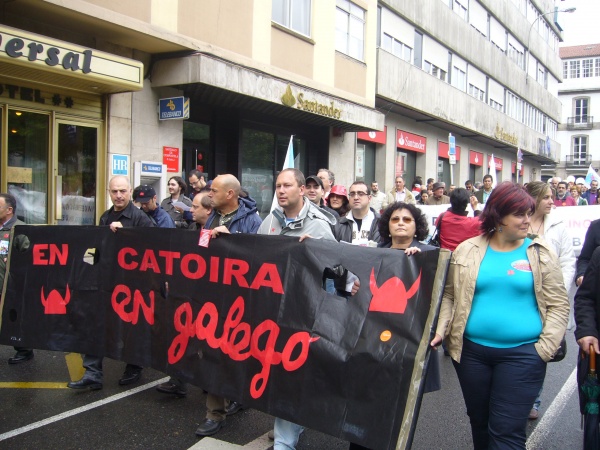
[368,268,421,314]
[41,285,71,315]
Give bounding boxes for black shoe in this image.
[67,378,103,390]
[195,418,225,436]
[156,381,187,397]
[225,401,244,416]
[8,351,34,364]
[119,369,142,385]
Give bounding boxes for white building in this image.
[554,43,600,180]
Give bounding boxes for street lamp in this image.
[525,7,576,84]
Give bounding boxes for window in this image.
[596,58,600,77]
[573,136,588,165]
[424,60,447,81]
[489,99,503,111]
[468,84,485,101]
[452,0,468,20]
[336,0,365,61]
[381,33,412,62]
[570,60,580,78]
[536,64,547,87]
[574,98,589,123]
[563,61,568,79]
[583,59,594,78]
[508,43,525,70]
[451,66,466,91]
[272,0,311,36]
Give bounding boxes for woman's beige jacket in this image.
[435,235,569,362]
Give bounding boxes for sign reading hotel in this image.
[281,85,342,120]
[0,24,143,90]
[397,129,426,153]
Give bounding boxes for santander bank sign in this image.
[397,129,426,153]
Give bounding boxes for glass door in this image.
[55,121,99,225]
[6,109,50,224]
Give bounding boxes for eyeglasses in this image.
[390,216,414,224]
[348,191,368,198]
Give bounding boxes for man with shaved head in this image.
[68,175,154,391]
[195,174,263,437]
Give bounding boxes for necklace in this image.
[528,217,544,237]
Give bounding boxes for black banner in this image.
[0,226,449,449]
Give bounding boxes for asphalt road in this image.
[0,330,584,450]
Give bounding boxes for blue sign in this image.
[448,134,456,155]
[111,154,129,176]
[142,163,162,174]
[159,97,189,120]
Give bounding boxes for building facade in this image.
[0,0,565,226]
[370,0,564,191]
[0,0,383,224]
[554,43,600,181]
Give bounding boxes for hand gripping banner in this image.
[0,226,450,449]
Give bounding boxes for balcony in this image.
[565,154,592,167]
[567,116,594,130]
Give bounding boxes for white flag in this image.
[585,164,600,188]
[270,135,295,212]
[489,154,497,188]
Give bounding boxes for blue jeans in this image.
[274,418,304,450]
[453,339,546,450]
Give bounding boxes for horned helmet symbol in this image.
[41,285,71,315]
[368,268,421,314]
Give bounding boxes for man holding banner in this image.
[68,176,154,390]
[259,167,338,450]
[195,174,262,437]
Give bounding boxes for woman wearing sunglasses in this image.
[430,182,569,450]
[378,202,432,255]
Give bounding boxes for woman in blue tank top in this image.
[431,182,569,450]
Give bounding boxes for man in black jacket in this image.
[67,176,154,390]
[0,193,34,364]
[576,218,600,287]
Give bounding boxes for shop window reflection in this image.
[7,110,49,224]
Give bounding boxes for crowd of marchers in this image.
[2,165,600,450]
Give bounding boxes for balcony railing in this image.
[565,154,592,166]
[567,116,594,130]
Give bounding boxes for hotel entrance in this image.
[1,103,101,225]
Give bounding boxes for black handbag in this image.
[427,212,445,247]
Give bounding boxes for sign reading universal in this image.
[0,24,143,89]
[281,85,342,120]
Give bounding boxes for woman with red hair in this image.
[431,181,569,449]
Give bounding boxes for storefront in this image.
[0,25,143,225]
[356,127,386,184]
[151,52,384,203]
[395,129,426,184]
[468,150,484,183]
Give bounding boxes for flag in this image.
[517,148,523,162]
[585,164,600,188]
[489,154,498,188]
[270,135,295,212]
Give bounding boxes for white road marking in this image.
[0,377,169,442]
[526,368,578,450]
[188,431,272,450]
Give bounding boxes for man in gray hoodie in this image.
[259,168,337,450]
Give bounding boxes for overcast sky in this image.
[556,0,600,46]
